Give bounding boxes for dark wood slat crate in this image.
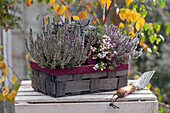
[31,61,128,97]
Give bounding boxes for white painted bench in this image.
[15,80,158,113]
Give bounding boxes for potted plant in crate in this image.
[25,17,143,97]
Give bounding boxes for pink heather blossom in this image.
[92,25,142,71]
[97,53,103,58]
[90,46,97,52]
[114,51,117,55]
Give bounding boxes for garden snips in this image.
[109,70,155,109]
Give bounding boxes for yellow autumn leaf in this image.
[139,41,148,50]
[45,15,51,24]
[135,18,145,30]
[80,0,82,4]
[146,83,151,90]
[25,53,29,59]
[0,76,5,84]
[0,61,6,69]
[149,23,153,29]
[13,98,15,103]
[92,18,99,25]
[0,46,3,51]
[106,0,111,9]
[53,3,60,13]
[78,11,87,21]
[2,86,9,97]
[129,11,141,23]
[134,74,139,80]
[49,0,55,6]
[86,3,91,8]
[11,0,16,4]
[7,90,17,100]
[68,16,80,21]
[70,0,75,4]
[72,16,80,20]
[7,94,13,101]
[128,31,136,38]
[68,16,80,23]
[85,2,92,13]
[119,22,124,28]
[0,93,4,101]
[98,0,111,10]
[125,0,133,6]
[156,25,161,33]
[26,0,31,7]
[128,72,131,76]
[57,5,67,16]
[65,10,70,17]
[11,90,17,95]
[12,76,17,85]
[119,8,130,21]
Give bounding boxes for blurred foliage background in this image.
[0,0,170,112]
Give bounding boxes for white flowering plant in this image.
[91,25,144,71]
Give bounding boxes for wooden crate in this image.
[15,80,158,113]
[30,61,129,97]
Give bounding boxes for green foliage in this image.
[37,0,43,4]
[14,84,20,91]
[92,1,98,8]
[165,23,170,36]
[154,88,162,101]
[108,66,114,70]
[28,59,32,79]
[44,0,49,5]
[140,5,147,17]
[158,106,164,113]
[157,0,165,8]
[0,55,4,61]
[0,0,22,31]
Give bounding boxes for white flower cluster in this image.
[93,35,117,60]
[93,62,106,71]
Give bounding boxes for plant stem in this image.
[102,0,115,26]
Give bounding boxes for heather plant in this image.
[25,17,97,69]
[92,25,144,71]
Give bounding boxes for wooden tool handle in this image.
[116,84,136,98]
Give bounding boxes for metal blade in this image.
[134,71,155,90]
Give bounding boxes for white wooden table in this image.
[15,80,158,113]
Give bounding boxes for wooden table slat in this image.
[15,80,158,113]
[16,93,157,103]
[15,101,158,113]
[16,89,153,96]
